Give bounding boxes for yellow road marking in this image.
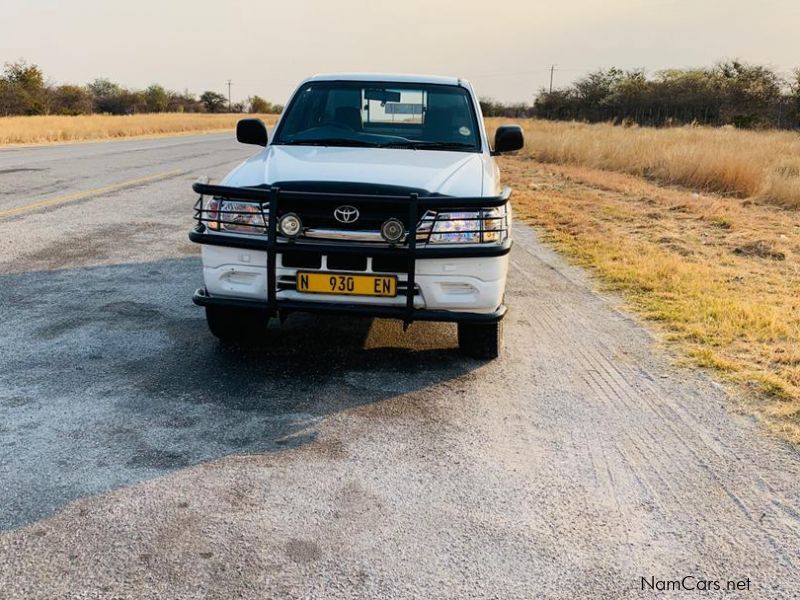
[0,169,184,219]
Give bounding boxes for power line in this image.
[226,79,232,111]
[549,65,556,94]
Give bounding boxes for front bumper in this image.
[192,287,507,323]
[195,244,508,323]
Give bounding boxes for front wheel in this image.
[457,321,503,359]
[205,305,270,345]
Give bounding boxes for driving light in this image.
[380,218,405,243]
[279,212,303,238]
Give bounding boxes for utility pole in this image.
[227,80,233,112]
[549,65,556,94]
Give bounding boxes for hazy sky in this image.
[1,0,798,103]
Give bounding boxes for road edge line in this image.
[0,169,185,219]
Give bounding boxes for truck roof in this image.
[306,73,468,87]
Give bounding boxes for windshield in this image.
[273,81,481,152]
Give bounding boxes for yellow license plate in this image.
[296,272,397,297]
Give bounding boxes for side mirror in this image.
[236,118,268,146]
[492,125,524,154]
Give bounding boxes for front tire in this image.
[205,305,270,345]
[457,321,503,359]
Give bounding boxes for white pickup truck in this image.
[189,73,523,358]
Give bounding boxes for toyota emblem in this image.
[334,205,359,224]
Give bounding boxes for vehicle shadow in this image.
[0,256,482,530]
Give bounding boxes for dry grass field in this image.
[488,119,800,441]
[0,113,280,145]
[497,119,800,209]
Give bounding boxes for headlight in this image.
[419,207,507,244]
[204,197,268,234]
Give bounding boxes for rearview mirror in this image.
[492,125,524,155]
[365,89,402,103]
[236,118,268,146]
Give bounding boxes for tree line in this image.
[481,61,800,129]
[0,60,283,116]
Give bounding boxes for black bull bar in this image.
[188,181,512,325]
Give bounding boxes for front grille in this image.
[267,181,439,232]
[281,199,409,231]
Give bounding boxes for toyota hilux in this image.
[189,73,524,358]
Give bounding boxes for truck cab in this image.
[189,74,524,358]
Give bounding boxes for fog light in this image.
[279,213,302,238]
[380,218,405,243]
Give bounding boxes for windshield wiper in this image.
[281,138,375,147]
[376,141,476,151]
[281,139,477,151]
[404,141,476,150]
